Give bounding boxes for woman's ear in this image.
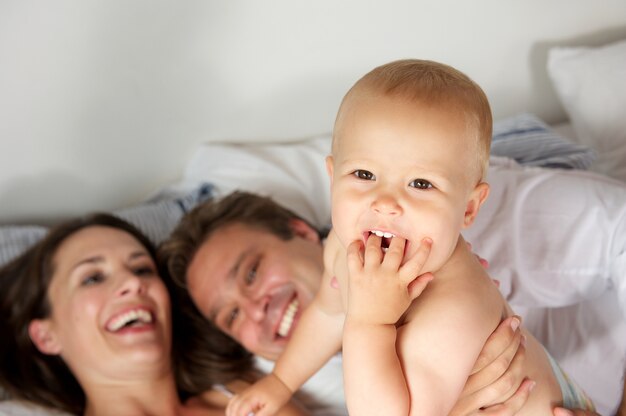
[29,319,62,355]
[463,182,490,228]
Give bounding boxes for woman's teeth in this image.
[278,299,299,337]
[107,309,153,331]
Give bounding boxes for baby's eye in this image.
[353,170,375,181]
[410,179,433,190]
[82,273,105,286]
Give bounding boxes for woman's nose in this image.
[116,272,147,297]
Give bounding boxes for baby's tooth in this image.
[383,232,394,238]
[373,230,384,237]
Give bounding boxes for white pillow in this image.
[547,39,626,182]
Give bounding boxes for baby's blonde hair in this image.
[333,59,492,181]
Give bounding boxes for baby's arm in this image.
[227,261,345,416]
[215,380,310,416]
[342,235,435,415]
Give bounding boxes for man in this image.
[161,161,626,415]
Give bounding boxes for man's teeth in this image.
[108,309,153,331]
[278,299,299,337]
[370,230,395,238]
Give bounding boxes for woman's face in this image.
[29,226,172,382]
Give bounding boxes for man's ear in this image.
[28,319,62,355]
[289,218,321,243]
[463,182,490,228]
[325,155,334,185]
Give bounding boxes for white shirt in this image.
[259,159,626,416]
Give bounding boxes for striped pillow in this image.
[491,113,596,170]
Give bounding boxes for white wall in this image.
[1,0,626,224]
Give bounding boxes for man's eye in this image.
[410,179,433,190]
[353,170,375,180]
[226,307,240,328]
[82,273,105,286]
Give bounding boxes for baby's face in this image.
[328,94,482,272]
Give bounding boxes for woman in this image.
[0,212,536,415]
[0,213,305,415]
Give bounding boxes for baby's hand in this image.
[345,235,434,325]
[225,373,292,416]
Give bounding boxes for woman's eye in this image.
[410,179,433,190]
[353,170,375,181]
[226,307,240,328]
[81,273,105,286]
[134,266,155,277]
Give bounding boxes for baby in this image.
[227,59,594,415]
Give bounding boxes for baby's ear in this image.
[28,319,62,355]
[463,182,490,228]
[325,155,334,184]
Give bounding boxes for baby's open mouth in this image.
[369,230,395,251]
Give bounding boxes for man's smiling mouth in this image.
[277,298,299,337]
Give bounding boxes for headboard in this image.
[1,1,625,224]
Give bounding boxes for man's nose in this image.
[371,193,403,216]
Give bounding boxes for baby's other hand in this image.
[225,373,292,416]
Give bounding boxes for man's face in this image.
[186,220,324,361]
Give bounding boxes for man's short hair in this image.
[159,191,315,289]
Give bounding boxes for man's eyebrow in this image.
[208,250,247,323]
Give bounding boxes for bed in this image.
[1,2,626,415]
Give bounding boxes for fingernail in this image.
[510,316,520,331]
[553,408,574,416]
[528,380,536,392]
[521,334,527,346]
